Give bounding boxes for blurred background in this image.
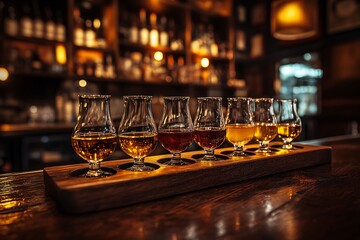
[0,0,359,172]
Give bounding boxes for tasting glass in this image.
[158,96,194,165]
[118,95,158,171]
[194,97,226,161]
[71,95,117,177]
[276,99,302,149]
[253,98,278,153]
[225,97,255,157]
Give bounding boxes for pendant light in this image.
[271,0,318,40]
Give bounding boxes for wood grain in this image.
[43,143,332,213]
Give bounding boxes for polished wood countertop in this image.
[1,135,360,239]
[0,123,74,137]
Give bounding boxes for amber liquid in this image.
[194,127,226,149]
[118,132,158,158]
[158,130,194,153]
[277,123,301,141]
[71,133,117,162]
[226,124,255,146]
[254,123,278,142]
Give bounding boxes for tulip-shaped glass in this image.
[194,97,226,161]
[118,96,158,171]
[71,95,117,177]
[276,99,302,149]
[253,98,278,153]
[158,96,194,165]
[225,97,255,157]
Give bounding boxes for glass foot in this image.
[127,165,155,172]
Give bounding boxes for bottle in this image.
[55,10,66,42]
[4,2,18,36]
[20,4,33,37]
[73,7,84,46]
[149,13,159,47]
[85,19,95,47]
[85,60,94,76]
[105,54,115,79]
[31,49,43,71]
[94,18,106,48]
[139,8,149,45]
[159,16,168,47]
[94,59,104,78]
[45,7,56,40]
[129,14,138,43]
[32,0,44,38]
[209,25,218,57]
[75,59,84,76]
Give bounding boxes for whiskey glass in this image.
[225,97,255,157]
[194,97,226,161]
[253,98,278,153]
[118,95,158,171]
[71,95,117,177]
[276,99,302,149]
[158,96,194,166]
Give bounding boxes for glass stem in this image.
[259,141,269,151]
[171,152,181,164]
[89,161,101,171]
[133,157,145,168]
[233,144,245,156]
[282,140,293,149]
[203,149,216,160]
[86,161,102,177]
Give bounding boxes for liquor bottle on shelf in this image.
[45,7,56,40]
[94,18,106,48]
[143,53,152,81]
[85,60,94,76]
[94,59,104,78]
[149,13,159,47]
[159,16,168,47]
[166,55,175,82]
[20,4,33,37]
[73,7,84,46]
[209,25,218,57]
[104,54,115,79]
[85,19,96,47]
[6,47,20,73]
[169,19,184,51]
[75,58,84,76]
[128,14,139,44]
[55,10,66,42]
[31,48,43,71]
[139,8,149,45]
[4,2,18,36]
[32,0,44,39]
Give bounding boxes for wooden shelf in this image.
[3,35,66,46]
[191,52,231,61]
[73,45,115,53]
[119,41,185,55]
[11,72,68,79]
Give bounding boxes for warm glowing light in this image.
[0,67,9,81]
[272,0,317,40]
[79,79,87,87]
[200,57,210,68]
[56,45,67,65]
[154,51,163,61]
[93,18,101,29]
[277,2,306,26]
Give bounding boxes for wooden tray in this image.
[44,143,332,214]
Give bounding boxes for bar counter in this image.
[1,135,360,239]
